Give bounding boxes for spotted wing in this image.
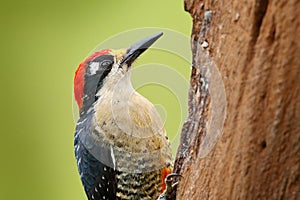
[74,114,117,200]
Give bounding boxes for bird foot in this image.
[158,173,182,200]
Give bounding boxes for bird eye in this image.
[100,60,113,67]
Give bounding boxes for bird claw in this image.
[158,173,182,200]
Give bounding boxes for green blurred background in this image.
[0,1,191,199]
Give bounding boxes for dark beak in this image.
[120,32,163,67]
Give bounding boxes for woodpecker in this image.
[74,33,173,200]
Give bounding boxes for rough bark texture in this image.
[174,0,300,199]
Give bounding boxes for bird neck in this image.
[79,69,133,117]
[96,70,134,101]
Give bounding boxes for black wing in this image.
[74,113,117,200]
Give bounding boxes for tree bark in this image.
[174,0,300,199]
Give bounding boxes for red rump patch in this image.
[74,49,112,110]
[161,165,172,193]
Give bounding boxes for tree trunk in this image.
[173,0,300,199]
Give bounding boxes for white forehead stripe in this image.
[90,62,100,75]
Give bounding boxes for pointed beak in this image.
[120,32,163,67]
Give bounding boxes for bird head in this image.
[74,32,163,115]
